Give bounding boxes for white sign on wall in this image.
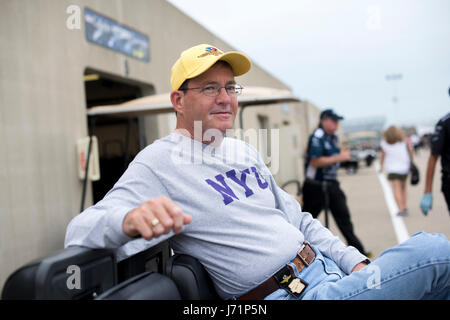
[76,136,100,181]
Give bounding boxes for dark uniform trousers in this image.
[301,179,366,254]
[442,175,450,212]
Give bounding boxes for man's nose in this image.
[215,87,232,104]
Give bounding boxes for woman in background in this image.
[379,126,414,216]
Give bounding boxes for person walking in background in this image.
[302,109,371,257]
[420,112,450,215]
[379,126,414,217]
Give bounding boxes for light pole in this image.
[385,73,403,124]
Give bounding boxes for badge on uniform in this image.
[274,267,308,298]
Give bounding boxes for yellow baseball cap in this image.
[170,44,252,90]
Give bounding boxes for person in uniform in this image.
[302,109,370,256]
[420,111,450,215]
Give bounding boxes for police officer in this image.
[420,111,450,215]
[302,109,369,256]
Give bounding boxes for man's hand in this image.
[351,262,368,273]
[122,196,192,240]
[339,149,351,162]
[420,193,433,216]
[310,149,352,168]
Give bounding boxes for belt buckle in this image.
[297,242,311,267]
[274,266,308,299]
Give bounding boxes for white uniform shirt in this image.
[381,140,410,175]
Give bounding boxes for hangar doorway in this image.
[84,69,154,205]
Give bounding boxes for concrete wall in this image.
[0,0,298,290]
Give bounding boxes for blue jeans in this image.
[264,232,450,300]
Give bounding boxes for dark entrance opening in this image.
[84,69,154,205]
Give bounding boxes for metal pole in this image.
[385,73,403,124]
[239,104,244,130]
[322,181,330,228]
[80,136,93,213]
[124,118,132,170]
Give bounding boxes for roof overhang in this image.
[86,86,301,118]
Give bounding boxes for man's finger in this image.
[182,213,192,225]
[161,201,185,234]
[150,219,165,237]
[133,212,154,240]
[143,200,173,230]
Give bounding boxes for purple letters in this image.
[205,166,269,205]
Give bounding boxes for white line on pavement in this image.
[374,161,410,243]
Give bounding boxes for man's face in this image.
[321,117,339,135]
[178,63,238,137]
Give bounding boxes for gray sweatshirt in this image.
[65,132,367,299]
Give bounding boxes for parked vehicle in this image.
[357,149,377,167]
[340,150,359,174]
[340,149,377,174]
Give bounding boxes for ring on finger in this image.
[151,218,160,227]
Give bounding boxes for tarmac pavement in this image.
[315,148,450,259]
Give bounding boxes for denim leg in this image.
[310,232,450,300]
[265,245,345,300]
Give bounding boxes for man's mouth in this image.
[210,111,232,115]
[209,111,233,120]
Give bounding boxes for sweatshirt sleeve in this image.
[64,161,171,249]
[297,209,368,274]
[264,168,368,275]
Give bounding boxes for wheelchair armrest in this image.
[165,254,221,300]
[2,246,116,300]
[96,272,181,300]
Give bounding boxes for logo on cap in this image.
[198,46,223,58]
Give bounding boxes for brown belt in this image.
[238,242,316,300]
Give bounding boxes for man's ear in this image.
[170,90,185,115]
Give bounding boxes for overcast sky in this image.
[167,0,449,128]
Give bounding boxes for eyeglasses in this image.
[180,84,243,97]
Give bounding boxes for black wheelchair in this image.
[3,178,304,300]
[1,240,220,300]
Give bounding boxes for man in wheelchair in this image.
[65,44,450,300]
